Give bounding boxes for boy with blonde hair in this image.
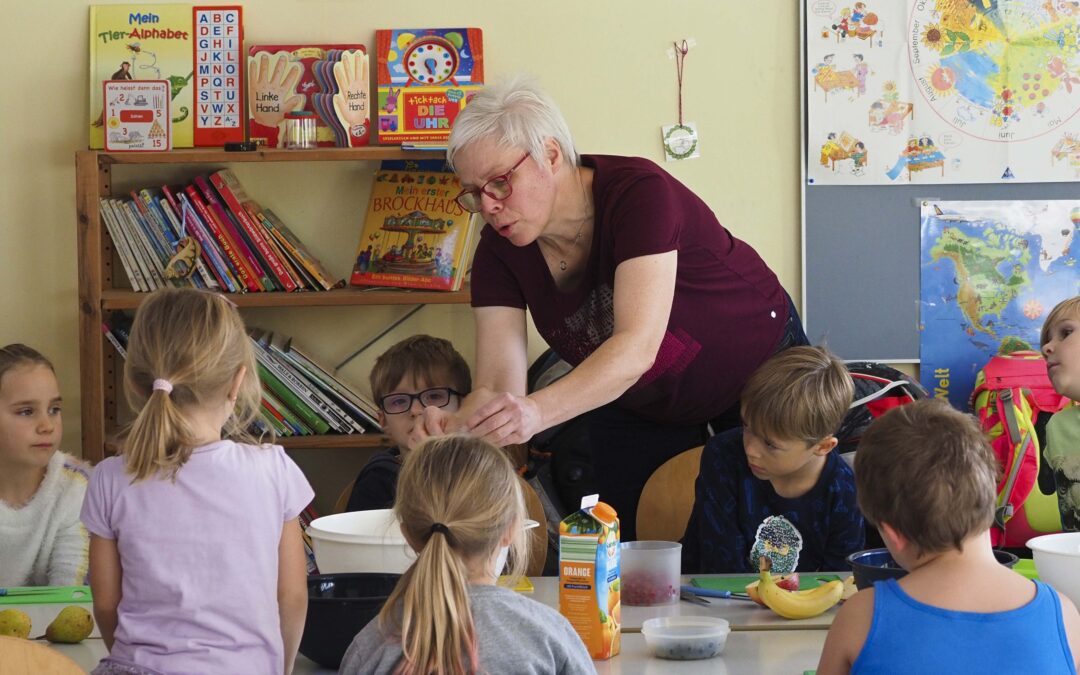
[682,345,863,573]
[345,335,470,512]
[818,399,1080,674]
[1041,294,1080,531]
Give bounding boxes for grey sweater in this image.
[338,583,597,675]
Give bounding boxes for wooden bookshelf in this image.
[100,284,470,310]
[76,149,467,463]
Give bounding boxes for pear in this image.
[44,606,94,644]
[0,608,31,639]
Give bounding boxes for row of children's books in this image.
[89,4,483,149]
[103,316,382,437]
[100,169,339,293]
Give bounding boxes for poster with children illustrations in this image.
[806,0,1080,185]
[103,80,171,151]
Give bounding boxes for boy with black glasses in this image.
[345,335,471,512]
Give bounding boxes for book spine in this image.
[255,361,331,434]
[156,197,219,290]
[278,347,381,430]
[107,199,157,290]
[184,185,260,292]
[126,197,174,273]
[210,171,298,291]
[258,209,339,290]
[102,323,127,359]
[263,390,312,435]
[287,343,381,418]
[253,340,354,433]
[99,197,148,292]
[249,205,318,290]
[137,190,204,289]
[194,175,273,291]
[248,204,309,289]
[175,192,239,293]
[118,200,169,288]
[270,352,362,433]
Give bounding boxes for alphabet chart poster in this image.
[193,6,243,146]
[806,0,1080,185]
[103,80,171,151]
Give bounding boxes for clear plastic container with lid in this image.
[284,110,317,149]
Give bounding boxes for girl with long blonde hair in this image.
[340,435,594,675]
[81,288,313,675]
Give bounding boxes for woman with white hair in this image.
[420,76,806,539]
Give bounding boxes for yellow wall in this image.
[5,1,802,507]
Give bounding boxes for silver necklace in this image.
[559,177,591,272]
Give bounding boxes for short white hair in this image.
[447,74,579,169]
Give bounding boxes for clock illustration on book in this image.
[403,35,460,86]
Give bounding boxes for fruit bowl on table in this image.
[846,548,1019,590]
[299,573,401,669]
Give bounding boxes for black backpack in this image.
[836,361,929,457]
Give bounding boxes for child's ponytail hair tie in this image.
[152,378,173,394]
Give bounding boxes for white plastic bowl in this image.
[493,519,540,575]
[641,616,730,660]
[1028,532,1080,608]
[308,509,414,574]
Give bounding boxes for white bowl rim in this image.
[642,616,731,635]
[1027,532,1080,554]
[308,510,406,545]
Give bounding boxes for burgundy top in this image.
[471,155,787,424]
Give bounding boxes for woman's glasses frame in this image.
[454,153,530,213]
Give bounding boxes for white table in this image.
[8,602,334,674]
[594,631,826,675]
[32,633,828,675]
[527,574,846,632]
[11,573,845,673]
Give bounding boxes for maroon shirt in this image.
[471,155,787,424]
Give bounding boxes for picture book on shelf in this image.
[350,160,476,292]
[247,44,369,148]
[89,4,196,149]
[375,28,484,145]
[103,80,171,151]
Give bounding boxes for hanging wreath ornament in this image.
[662,39,699,161]
[663,124,698,160]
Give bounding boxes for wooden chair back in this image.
[0,636,84,675]
[635,445,704,542]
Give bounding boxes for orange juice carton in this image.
[559,494,620,659]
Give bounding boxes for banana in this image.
[757,566,844,620]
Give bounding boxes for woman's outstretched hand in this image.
[465,392,543,447]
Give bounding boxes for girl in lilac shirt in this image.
[81,288,313,675]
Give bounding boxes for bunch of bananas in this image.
[756,559,844,620]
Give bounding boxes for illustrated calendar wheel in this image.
[403,36,459,86]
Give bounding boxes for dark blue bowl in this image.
[299,573,401,668]
[846,548,1019,590]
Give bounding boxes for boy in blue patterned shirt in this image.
[682,345,863,573]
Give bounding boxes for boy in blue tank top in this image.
[818,399,1080,674]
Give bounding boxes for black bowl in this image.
[299,573,401,668]
[846,548,1019,590]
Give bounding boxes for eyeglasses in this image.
[454,154,529,213]
[379,387,463,415]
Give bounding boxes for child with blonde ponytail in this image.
[340,435,594,675]
[81,288,313,675]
